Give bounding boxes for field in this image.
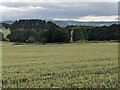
[0,28,10,38]
[2,41,119,88]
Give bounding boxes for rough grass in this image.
[2,42,119,88]
[0,28,10,38]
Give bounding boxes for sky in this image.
[0,0,119,21]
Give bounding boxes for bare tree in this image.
[70,29,74,42]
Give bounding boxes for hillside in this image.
[1,20,118,27]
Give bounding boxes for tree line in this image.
[7,19,69,43]
[1,19,119,42]
[66,24,120,41]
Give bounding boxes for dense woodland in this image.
[1,19,120,42]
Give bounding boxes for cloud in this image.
[0,1,118,21]
[1,0,119,2]
[78,15,118,21]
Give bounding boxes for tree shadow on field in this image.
[12,42,25,45]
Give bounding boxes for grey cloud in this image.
[1,2,118,21]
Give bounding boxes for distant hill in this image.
[0,21,14,28]
[53,20,118,27]
[1,21,14,25]
[1,20,118,27]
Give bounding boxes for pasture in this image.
[0,28,10,38]
[2,42,119,88]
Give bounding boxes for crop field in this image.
[2,41,119,88]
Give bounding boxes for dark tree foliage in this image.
[66,24,120,41]
[7,19,120,43]
[8,19,69,43]
[88,24,120,41]
[66,26,88,41]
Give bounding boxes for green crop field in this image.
[2,41,119,88]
